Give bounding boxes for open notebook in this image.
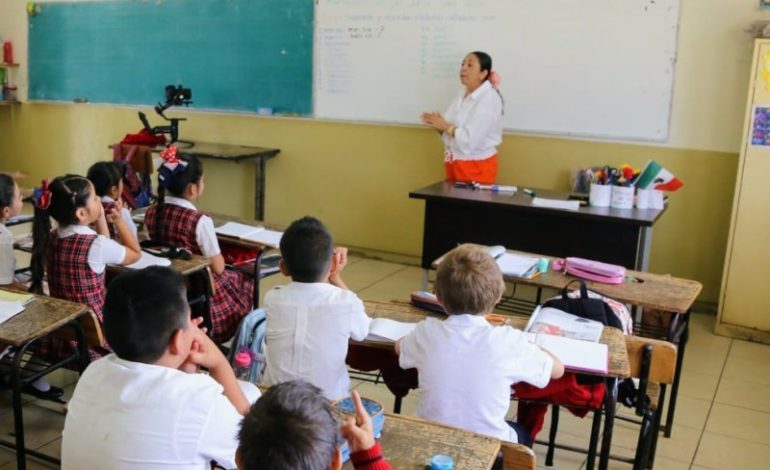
[523,306,608,374]
[215,222,265,242]
[365,318,417,342]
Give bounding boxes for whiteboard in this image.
[314,0,680,142]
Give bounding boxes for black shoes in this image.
[21,384,65,403]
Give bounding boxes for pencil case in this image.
[553,257,626,285]
[334,396,385,462]
[410,291,446,314]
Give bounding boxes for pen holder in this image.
[610,185,634,209]
[649,189,665,210]
[636,188,652,209]
[589,183,611,207]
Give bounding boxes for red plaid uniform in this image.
[35,232,109,365]
[146,204,252,343]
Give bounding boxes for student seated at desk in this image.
[86,161,138,241]
[396,244,564,445]
[62,267,260,469]
[29,175,141,362]
[261,216,371,400]
[238,380,392,470]
[145,148,253,344]
[0,173,24,287]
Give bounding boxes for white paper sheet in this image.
[126,252,172,270]
[525,332,608,375]
[215,222,265,240]
[0,300,25,324]
[496,253,539,277]
[531,197,581,211]
[366,318,417,342]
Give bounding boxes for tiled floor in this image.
[2,255,770,469]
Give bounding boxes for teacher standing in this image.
[421,51,504,185]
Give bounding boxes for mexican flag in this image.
[634,160,683,191]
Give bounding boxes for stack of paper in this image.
[365,318,416,342]
[496,253,539,277]
[0,290,35,305]
[531,197,581,211]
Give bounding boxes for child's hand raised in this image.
[340,390,376,455]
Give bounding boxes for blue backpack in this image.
[228,308,267,383]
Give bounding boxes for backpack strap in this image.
[561,279,583,300]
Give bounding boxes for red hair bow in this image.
[35,179,52,210]
[160,145,179,164]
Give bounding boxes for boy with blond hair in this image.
[397,244,564,445]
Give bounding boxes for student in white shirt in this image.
[421,51,504,184]
[87,161,139,241]
[396,244,564,445]
[261,216,371,400]
[62,266,260,469]
[0,173,23,286]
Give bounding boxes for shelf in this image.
[0,63,19,68]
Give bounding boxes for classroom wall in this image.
[0,0,764,304]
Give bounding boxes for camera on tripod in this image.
[138,84,193,144]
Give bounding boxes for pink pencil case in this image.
[552,257,626,285]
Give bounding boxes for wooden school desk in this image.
[342,413,501,470]
[409,181,667,278]
[0,290,90,470]
[178,142,280,221]
[348,301,630,470]
[433,248,701,438]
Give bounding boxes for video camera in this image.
[138,84,193,144]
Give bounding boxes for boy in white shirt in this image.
[261,216,371,400]
[396,244,564,445]
[62,266,260,469]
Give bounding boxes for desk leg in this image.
[255,158,266,221]
[664,310,689,437]
[11,342,29,470]
[598,377,617,470]
[636,227,653,272]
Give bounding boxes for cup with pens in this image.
[585,164,640,209]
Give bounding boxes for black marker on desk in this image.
[523,188,536,197]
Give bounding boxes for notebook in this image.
[525,306,603,342]
[365,318,417,342]
[215,222,266,242]
[496,253,539,277]
[126,252,172,270]
[524,332,608,375]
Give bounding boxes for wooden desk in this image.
[342,413,501,470]
[109,254,211,277]
[179,142,280,221]
[351,301,630,470]
[0,290,90,470]
[410,181,667,273]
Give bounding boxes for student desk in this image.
[432,248,701,438]
[342,413,501,470]
[347,300,630,470]
[0,290,90,470]
[409,181,666,277]
[179,142,280,221]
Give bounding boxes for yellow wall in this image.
[0,0,765,303]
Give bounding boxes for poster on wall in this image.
[762,1,770,11]
[751,106,770,145]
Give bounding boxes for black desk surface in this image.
[409,181,666,227]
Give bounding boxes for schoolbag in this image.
[227,308,267,384]
[543,280,624,331]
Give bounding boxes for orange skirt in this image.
[445,154,498,185]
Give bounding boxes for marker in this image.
[523,188,536,197]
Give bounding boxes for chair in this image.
[617,336,677,469]
[501,441,536,470]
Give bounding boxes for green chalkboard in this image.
[29,0,313,115]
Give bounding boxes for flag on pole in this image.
[634,160,683,191]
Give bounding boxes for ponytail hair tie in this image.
[158,145,189,190]
[34,179,52,210]
[488,70,501,89]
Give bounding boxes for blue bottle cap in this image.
[430,454,453,470]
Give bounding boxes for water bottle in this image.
[233,351,252,381]
[3,41,13,64]
[430,454,453,470]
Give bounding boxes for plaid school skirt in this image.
[209,269,254,344]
